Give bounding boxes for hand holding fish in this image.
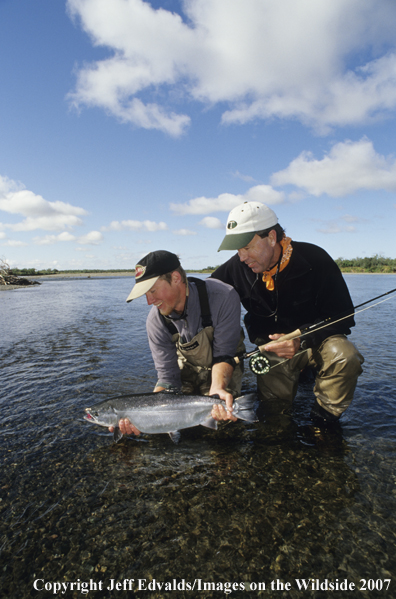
[209,389,237,422]
[208,362,238,422]
[108,389,236,436]
[109,419,141,436]
[85,391,257,444]
[107,384,172,436]
[262,333,301,359]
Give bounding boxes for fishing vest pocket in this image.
[175,326,214,372]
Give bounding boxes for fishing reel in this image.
[249,353,271,375]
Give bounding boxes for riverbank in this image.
[29,271,135,279]
[0,271,135,291]
[1,269,394,292]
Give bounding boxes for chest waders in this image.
[161,277,245,397]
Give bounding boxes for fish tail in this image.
[234,393,258,422]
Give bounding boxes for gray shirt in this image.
[146,278,242,388]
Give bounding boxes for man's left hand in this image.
[263,333,300,359]
[209,389,237,422]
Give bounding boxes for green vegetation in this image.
[336,255,396,273]
[188,267,219,273]
[11,268,60,276]
[7,256,396,277]
[10,268,134,276]
[10,267,217,276]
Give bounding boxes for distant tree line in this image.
[336,255,396,273]
[7,256,396,277]
[10,268,134,276]
[11,268,60,276]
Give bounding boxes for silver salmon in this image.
[84,392,257,443]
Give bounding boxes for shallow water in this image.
[1,274,396,598]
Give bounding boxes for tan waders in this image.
[173,326,245,397]
[161,277,245,398]
[257,335,364,417]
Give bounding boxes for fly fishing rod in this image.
[235,287,396,375]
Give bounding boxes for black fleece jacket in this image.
[211,241,355,347]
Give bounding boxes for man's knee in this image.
[312,336,364,418]
[315,336,364,377]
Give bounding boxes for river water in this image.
[1,274,395,598]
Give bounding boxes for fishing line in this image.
[297,293,396,342]
[238,287,396,375]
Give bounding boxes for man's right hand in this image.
[109,419,141,436]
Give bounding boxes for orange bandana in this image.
[262,236,293,291]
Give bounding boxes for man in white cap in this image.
[116,250,245,436]
[212,201,364,426]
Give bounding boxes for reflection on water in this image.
[1,275,396,598]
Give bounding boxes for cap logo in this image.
[135,264,146,279]
[227,220,238,230]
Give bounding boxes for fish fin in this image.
[113,427,123,443]
[234,393,258,423]
[168,431,181,444]
[201,417,218,430]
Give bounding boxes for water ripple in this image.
[1,275,396,597]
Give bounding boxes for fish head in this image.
[84,406,115,428]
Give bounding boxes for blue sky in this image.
[1,0,396,271]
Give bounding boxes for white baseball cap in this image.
[218,201,278,251]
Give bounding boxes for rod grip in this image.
[257,328,302,353]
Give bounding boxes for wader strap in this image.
[187,277,212,328]
[160,277,212,335]
[161,317,178,335]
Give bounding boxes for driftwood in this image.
[0,260,41,286]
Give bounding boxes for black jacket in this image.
[211,241,355,346]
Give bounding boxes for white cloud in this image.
[77,231,104,245]
[171,185,285,215]
[271,138,396,197]
[199,216,223,229]
[317,221,357,235]
[232,171,256,183]
[1,239,28,247]
[33,232,77,245]
[0,175,88,231]
[173,229,197,236]
[33,231,103,246]
[103,219,168,231]
[67,0,396,134]
[341,214,362,223]
[67,0,193,136]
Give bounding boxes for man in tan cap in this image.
[213,201,364,427]
[117,250,245,436]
